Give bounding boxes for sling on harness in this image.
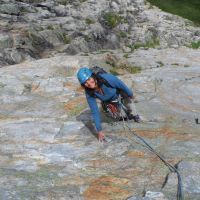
[102,98,122,120]
[102,95,141,122]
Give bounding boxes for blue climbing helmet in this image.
[77,67,93,84]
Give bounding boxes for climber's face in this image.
[84,77,97,89]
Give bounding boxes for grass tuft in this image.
[103,12,122,28]
[190,40,200,49]
[85,18,95,25]
[147,0,200,25]
[106,54,142,74]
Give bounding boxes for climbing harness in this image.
[108,98,184,200]
[104,99,123,120]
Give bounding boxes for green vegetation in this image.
[127,66,142,74]
[103,12,122,28]
[156,61,164,67]
[118,31,128,38]
[20,6,29,13]
[134,38,160,49]
[95,50,113,54]
[85,18,95,25]
[127,38,160,51]
[123,53,129,58]
[81,53,89,56]
[110,68,120,76]
[57,0,69,5]
[109,65,142,74]
[0,166,60,184]
[47,25,54,30]
[172,63,180,66]
[106,54,142,74]
[62,34,71,44]
[147,0,200,25]
[57,0,87,5]
[190,40,200,49]
[27,31,44,46]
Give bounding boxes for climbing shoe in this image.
[128,114,141,122]
[118,116,128,121]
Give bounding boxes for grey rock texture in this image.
[0,47,200,199]
[0,0,200,66]
[1,0,200,199]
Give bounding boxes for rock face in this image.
[0,47,200,199]
[1,0,200,199]
[1,0,200,66]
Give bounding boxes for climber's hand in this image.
[98,131,105,142]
